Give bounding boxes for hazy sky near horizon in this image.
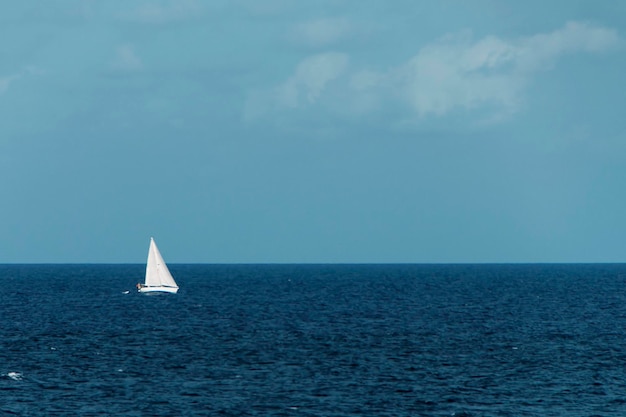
[2,1,626,263]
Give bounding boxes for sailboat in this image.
[137,237,179,294]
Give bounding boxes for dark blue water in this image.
[2,264,626,416]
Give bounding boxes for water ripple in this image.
[1,264,626,415]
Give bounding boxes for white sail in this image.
[141,238,178,293]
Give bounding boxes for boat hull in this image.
[138,286,179,294]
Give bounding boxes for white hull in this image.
[138,286,179,294]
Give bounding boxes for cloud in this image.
[292,18,353,47]
[398,33,524,118]
[516,21,620,71]
[399,21,620,118]
[110,45,143,72]
[0,67,44,95]
[246,21,621,125]
[244,52,349,122]
[277,52,349,107]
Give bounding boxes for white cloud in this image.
[293,18,352,47]
[110,45,143,72]
[398,34,524,118]
[399,21,620,118]
[277,52,349,108]
[516,21,620,72]
[246,21,621,125]
[244,52,349,122]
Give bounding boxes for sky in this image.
[2,1,626,263]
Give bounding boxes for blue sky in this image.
[2,1,626,263]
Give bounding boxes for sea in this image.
[2,264,626,416]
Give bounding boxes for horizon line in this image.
[1,262,625,266]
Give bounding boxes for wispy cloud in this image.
[246,21,621,125]
[0,67,44,95]
[245,52,349,121]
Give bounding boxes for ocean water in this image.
[2,264,626,416]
